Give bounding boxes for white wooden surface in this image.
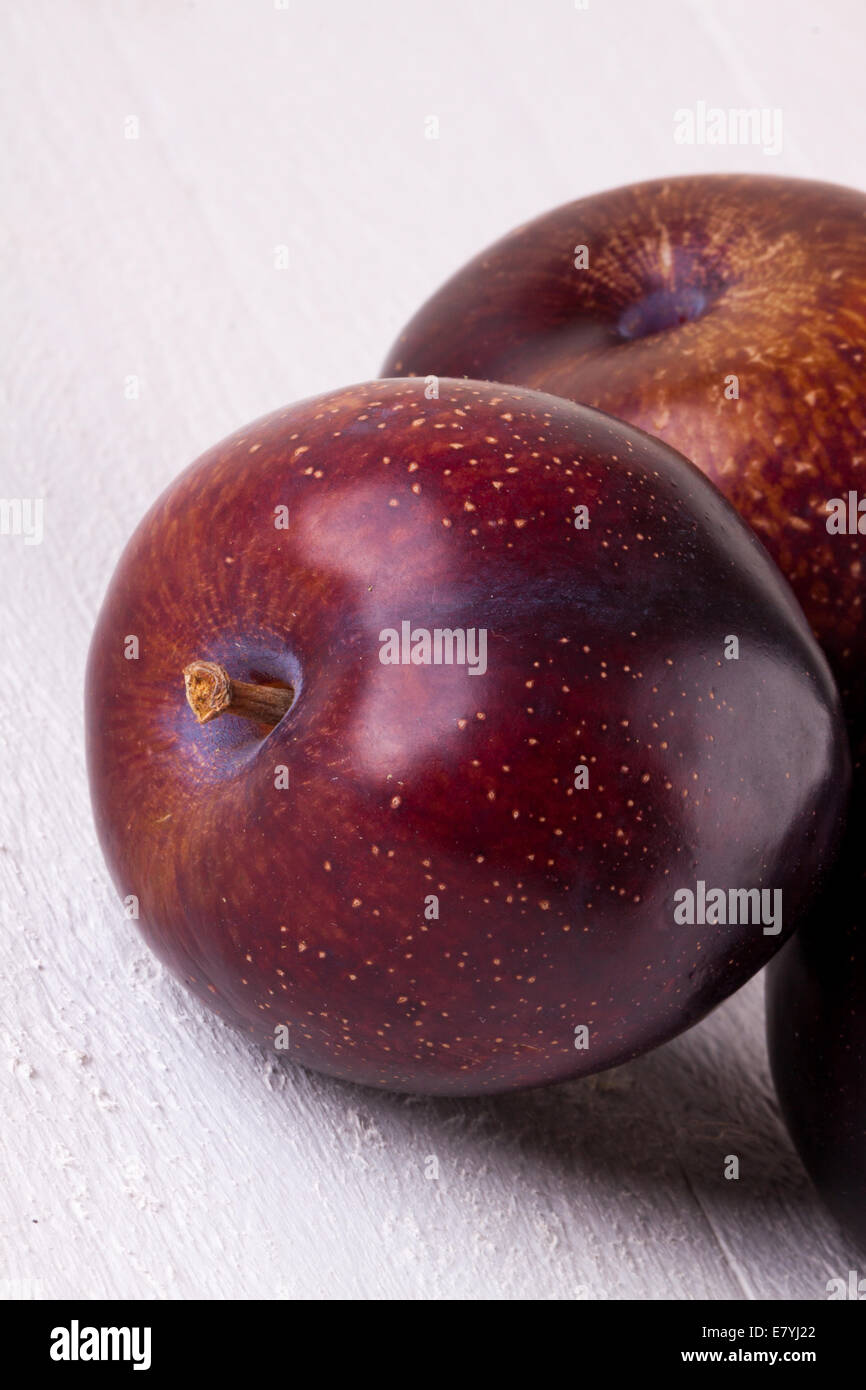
[2,0,864,1301]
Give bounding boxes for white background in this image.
[2,0,865,1301]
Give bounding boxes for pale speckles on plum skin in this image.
[85,377,848,1095]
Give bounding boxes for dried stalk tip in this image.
[183,660,294,728]
[184,661,233,724]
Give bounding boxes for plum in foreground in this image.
[86,378,848,1094]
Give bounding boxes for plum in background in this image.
[767,753,866,1247]
[383,174,866,726]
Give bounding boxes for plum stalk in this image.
[183,660,292,727]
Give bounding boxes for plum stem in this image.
[183,660,293,727]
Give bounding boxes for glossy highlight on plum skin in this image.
[86,378,849,1095]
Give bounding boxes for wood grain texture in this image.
[1,0,864,1300]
